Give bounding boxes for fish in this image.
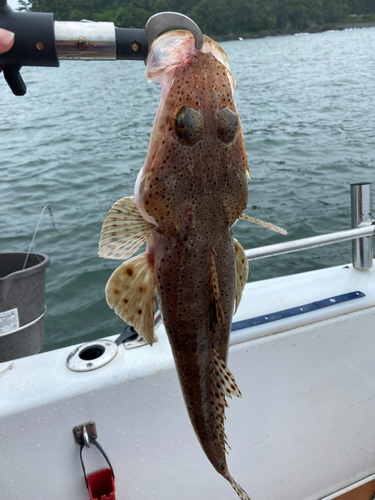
[99,30,285,500]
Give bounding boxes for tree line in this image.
[19,0,375,36]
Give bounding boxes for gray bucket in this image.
[0,253,50,363]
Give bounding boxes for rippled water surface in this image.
[1,28,374,351]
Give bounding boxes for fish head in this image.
[135,31,249,237]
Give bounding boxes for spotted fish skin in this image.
[139,47,250,497]
[100,32,251,500]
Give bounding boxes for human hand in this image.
[0,28,15,73]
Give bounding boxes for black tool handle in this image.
[115,27,148,60]
[0,0,58,95]
[0,2,148,95]
[0,7,202,96]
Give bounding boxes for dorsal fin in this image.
[99,196,157,260]
[212,349,242,400]
[105,252,156,346]
[209,247,225,328]
[210,350,251,499]
[210,349,242,454]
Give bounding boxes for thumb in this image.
[0,29,15,54]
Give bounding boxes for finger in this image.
[0,29,15,54]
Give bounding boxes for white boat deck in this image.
[1,261,375,500]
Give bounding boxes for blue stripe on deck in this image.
[231,291,365,331]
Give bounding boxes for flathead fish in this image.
[99,30,284,500]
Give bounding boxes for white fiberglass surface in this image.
[231,261,375,344]
[1,262,375,500]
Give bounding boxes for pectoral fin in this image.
[105,252,156,346]
[233,239,248,314]
[99,196,157,260]
[240,213,287,235]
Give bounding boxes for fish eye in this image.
[217,107,238,143]
[175,106,203,145]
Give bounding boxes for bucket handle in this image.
[0,306,47,338]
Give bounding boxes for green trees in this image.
[323,0,350,23]
[19,0,375,35]
[346,0,375,13]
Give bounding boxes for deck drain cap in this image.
[66,339,118,372]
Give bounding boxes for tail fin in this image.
[227,474,251,500]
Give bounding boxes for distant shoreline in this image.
[213,21,375,42]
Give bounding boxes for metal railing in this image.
[245,183,374,270]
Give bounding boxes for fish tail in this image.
[227,473,251,500]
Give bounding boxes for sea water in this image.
[1,27,374,351]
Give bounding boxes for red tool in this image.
[74,422,116,500]
[87,468,116,500]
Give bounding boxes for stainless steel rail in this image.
[351,182,373,269]
[244,224,375,262]
[245,182,374,267]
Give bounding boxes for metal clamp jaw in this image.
[0,4,203,95]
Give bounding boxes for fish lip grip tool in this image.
[0,4,203,96]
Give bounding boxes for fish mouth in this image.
[145,30,236,94]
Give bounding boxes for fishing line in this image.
[23,203,61,270]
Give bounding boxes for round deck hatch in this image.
[66,339,118,372]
